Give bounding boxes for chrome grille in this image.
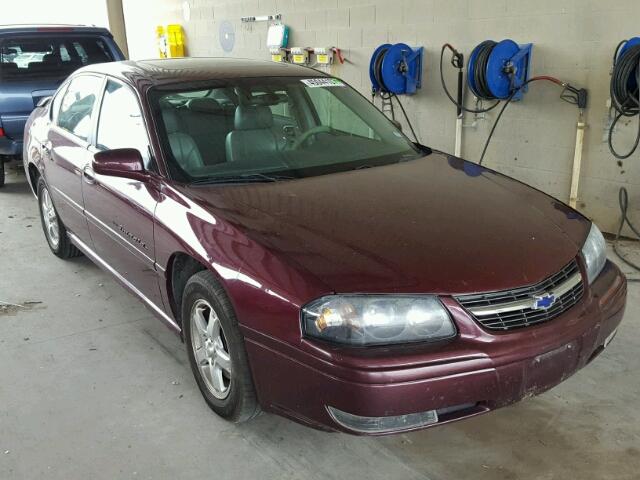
[455,260,584,331]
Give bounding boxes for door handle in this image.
[83,164,96,184]
[41,141,52,156]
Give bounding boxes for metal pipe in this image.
[454,68,463,157]
[569,111,586,209]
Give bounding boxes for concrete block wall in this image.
[123,0,640,234]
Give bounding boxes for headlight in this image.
[301,295,456,346]
[581,222,607,284]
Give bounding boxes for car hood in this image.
[182,153,591,295]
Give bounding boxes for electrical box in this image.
[267,24,289,49]
[314,47,333,65]
[290,47,308,65]
[270,48,285,62]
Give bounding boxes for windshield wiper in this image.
[190,172,296,185]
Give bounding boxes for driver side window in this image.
[96,79,151,169]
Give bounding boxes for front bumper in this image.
[244,260,626,435]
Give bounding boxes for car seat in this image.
[225,105,279,166]
[161,107,204,174]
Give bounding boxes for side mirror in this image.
[93,148,146,180]
[36,96,53,108]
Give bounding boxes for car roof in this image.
[0,24,112,36]
[78,57,329,87]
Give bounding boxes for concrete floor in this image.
[1,163,639,480]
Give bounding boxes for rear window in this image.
[0,36,113,81]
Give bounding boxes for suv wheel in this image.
[182,270,260,422]
[37,178,81,258]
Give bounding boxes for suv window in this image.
[0,36,113,81]
[57,75,103,142]
[97,80,151,167]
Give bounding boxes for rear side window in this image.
[56,75,103,142]
[50,82,69,123]
[0,36,113,81]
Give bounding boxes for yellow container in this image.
[156,26,168,58]
[156,24,185,58]
[166,24,185,57]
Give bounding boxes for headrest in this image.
[187,97,223,114]
[234,105,274,130]
[2,62,18,72]
[161,108,180,133]
[42,53,58,65]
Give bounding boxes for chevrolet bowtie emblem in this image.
[533,293,556,310]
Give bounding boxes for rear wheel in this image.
[37,178,81,259]
[182,270,260,422]
[0,158,5,187]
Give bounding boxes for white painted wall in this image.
[1,0,109,27]
[122,0,179,59]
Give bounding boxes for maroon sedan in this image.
[23,58,626,435]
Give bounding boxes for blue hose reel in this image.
[617,36,640,91]
[618,36,640,57]
[608,36,640,159]
[369,43,424,95]
[467,39,533,101]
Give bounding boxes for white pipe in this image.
[454,115,463,157]
[569,112,586,209]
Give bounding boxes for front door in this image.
[44,74,103,245]
[82,78,164,311]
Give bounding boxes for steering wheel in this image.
[290,125,333,150]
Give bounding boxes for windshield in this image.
[151,77,424,183]
[0,36,113,81]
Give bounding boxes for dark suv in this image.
[0,24,125,186]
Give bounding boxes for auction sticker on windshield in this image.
[301,78,345,88]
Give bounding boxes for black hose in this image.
[608,43,640,159]
[372,47,389,93]
[478,76,564,165]
[472,41,498,100]
[439,44,500,114]
[478,90,517,164]
[392,94,419,143]
[613,187,640,278]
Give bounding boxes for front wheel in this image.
[37,178,81,259]
[182,270,260,422]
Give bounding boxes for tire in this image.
[182,270,260,422]
[37,178,81,259]
[0,159,5,188]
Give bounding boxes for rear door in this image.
[0,34,118,144]
[83,78,165,310]
[44,74,104,245]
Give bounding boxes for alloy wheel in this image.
[190,299,232,399]
[41,188,60,248]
